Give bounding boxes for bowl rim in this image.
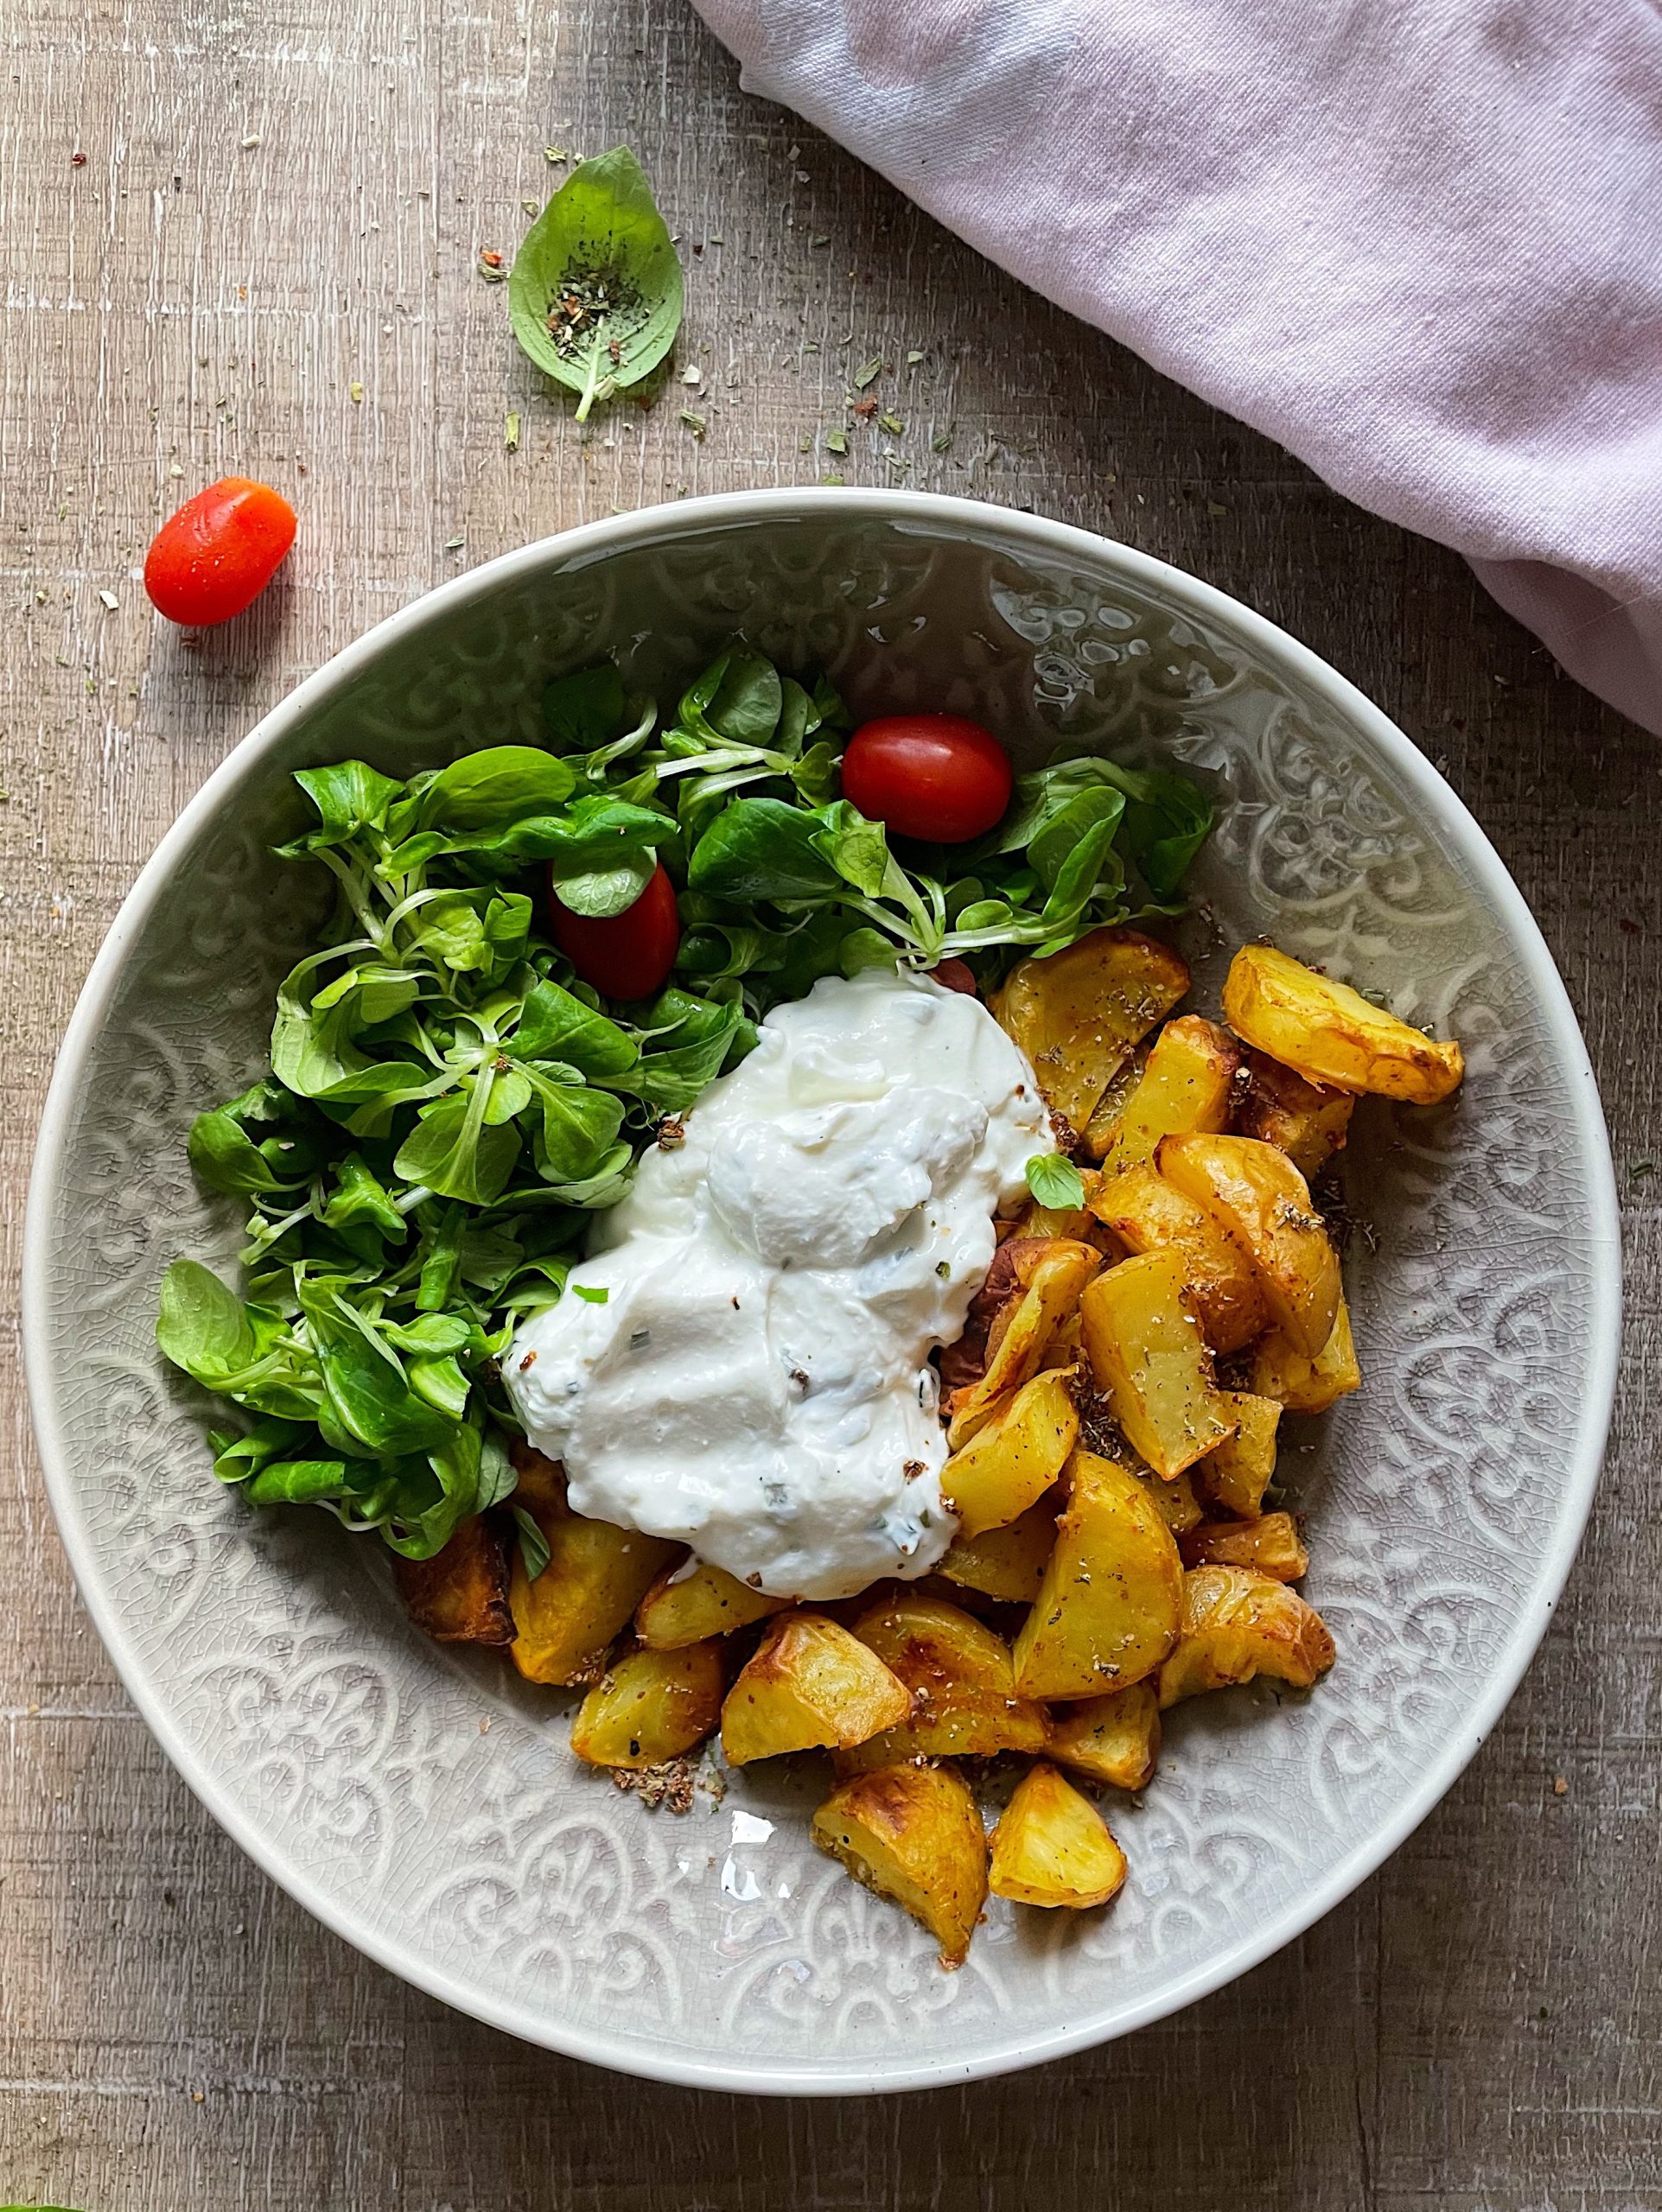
[22,486,1621,2095]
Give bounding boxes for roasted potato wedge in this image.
[994,926,1190,1135]
[721,1612,912,1764]
[1157,1132,1340,1358]
[1006,1164,1105,1245]
[1090,1160,1269,1355]
[395,1513,514,1645]
[1092,1015,1239,1173]
[508,1440,570,1516]
[1125,1460,1204,1535]
[1234,1047,1354,1179]
[812,1761,989,1967]
[939,1497,1059,1605]
[1251,1299,1361,1414]
[509,1506,679,1687]
[1079,1250,1239,1478]
[570,1639,725,1769]
[946,1240,1099,1446]
[840,1589,1048,1770]
[940,1368,1079,1535]
[635,1556,789,1648]
[1013,1448,1183,1699]
[1047,1682,1161,1791]
[1223,943,1464,1104]
[1194,1390,1283,1517]
[989,1761,1128,1909]
[1181,1511,1309,1582]
[1157,1565,1335,1707]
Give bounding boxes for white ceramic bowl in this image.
[25,490,1619,2094]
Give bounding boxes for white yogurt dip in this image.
[506,966,1052,1599]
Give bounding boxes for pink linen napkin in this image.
[691,0,1662,734]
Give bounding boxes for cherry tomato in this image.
[928,957,978,997]
[143,477,297,626]
[841,713,1013,842]
[549,862,680,1002]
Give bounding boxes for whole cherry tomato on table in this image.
[840,713,1013,842]
[143,477,296,626]
[549,861,681,1002]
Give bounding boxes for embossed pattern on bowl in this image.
[23,492,1619,2094]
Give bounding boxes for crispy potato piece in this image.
[1125,1460,1204,1535]
[989,1762,1127,1909]
[1194,1391,1283,1517]
[1251,1299,1361,1414]
[1079,1250,1239,1478]
[721,1612,912,1764]
[509,1506,679,1687]
[1157,1133,1340,1358]
[394,1514,515,1645]
[940,1368,1079,1536]
[995,926,1190,1135]
[940,1497,1058,1605]
[946,1241,1100,1446]
[1090,1160,1269,1355]
[1081,1046,1151,1159]
[1223,944,1464,1104]
[570,1639,725,1769]
[1047,1682,1161,1791]
[635,1556,789,1649]
[1157,1565,1335,1707]
[508,1440,570,1516]
[1006,1164,1106,1246]
[839,1590,1048,1770]
[1013,1448,1183,1699]
[1180,1511,1309,1581]
[812,1761,989,1967]
[1234,1047,1354,1179]
[1092,1015,1239,1173]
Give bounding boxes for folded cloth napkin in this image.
[691,0,1662,733]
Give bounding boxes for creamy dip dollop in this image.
[506,966,1052,1600]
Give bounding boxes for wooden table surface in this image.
[3,3,1656,2206]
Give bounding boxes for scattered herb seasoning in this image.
[851,396,878,422]
[679,408,707,439]
[878,412,904,435]
[478,248,507,283]
[505,410,521,451]
[825,429,849,455]
[905,348,925,365]
[931,429,954,452]
[574,1284,610,1305]
[509,147,684,423]
[853,356,883,389]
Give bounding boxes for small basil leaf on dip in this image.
[509,146,684,421]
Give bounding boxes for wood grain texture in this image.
[1,1,1656,2206]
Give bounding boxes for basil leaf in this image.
[1026,1154,1087,1210]
[508,146,684,421]
[511,1502,552,1582]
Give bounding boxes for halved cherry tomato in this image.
[841,713,1012,842]
[143,477,297,627]
[549,862,680,1002]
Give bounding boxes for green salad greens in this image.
[157,642,1213,1563]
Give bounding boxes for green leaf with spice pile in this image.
[160,639,1212,1566]
[509,146,684,421]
